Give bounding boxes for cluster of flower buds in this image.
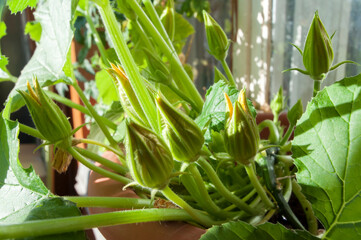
[18,77,73,173]
[126,121,174,190]
[203,10,230,61]
[224,89,260,165]
[156,95,204,163]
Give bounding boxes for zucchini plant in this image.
[0,0,360,239]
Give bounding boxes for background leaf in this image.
[196,80,255,142]
[200,221,318,240]
[6,0,77,112]
[95,69,118,105]
[6,0,39,14]
[293,74,361,239]
[0,114,85,239]
[25,21,42,42]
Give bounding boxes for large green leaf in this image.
[0,114,85,239]
[200,221,318,240]
[293,74,361,239]
[6,0,76,112]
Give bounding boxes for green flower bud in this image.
[270,86,285,117]
[303,11,334,80]
[156,96,204,163]
[18,77,72,146]
[126,121,174,190]
[160,0,175,41]
[203,10,229,61]
[224,89,260,165]
[107,63,148,126]
[142,48,171,85]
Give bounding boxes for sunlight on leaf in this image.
[293,74,361,239]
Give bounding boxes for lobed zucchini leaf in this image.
[200,221,318,240]
[0,113,85,239]
[293,74,361,239]
[6,0,78,112]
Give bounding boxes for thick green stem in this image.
[292,179,318,235]
[64,196,152,208]
[45,90,117,130]
[258,119,280,144]
[221,59,236,87]
[74,147,127,175]
[142,0,173,49]
[187,163,238,219]
[313,80,321,97]
[75,138,124,158]
[72,82,119,149]
[166,83,199,112]
[244,163,274,209]
[128,0,204,112]
[0,208,194,239]
[131,19,156,53]
[19,123,45,140]
[279,123,295,146]
[84,3,109,67]
[161,186,217,227]
[68,147,130,185]
[96,1,159,133]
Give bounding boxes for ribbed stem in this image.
[63,196,152,208]
[161,186,218,227]
[74,147,127,175]
[221,59,236,87]
[0,208,194,239]
[244,163,274,209]
[96,1,159,133]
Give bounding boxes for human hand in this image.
[87,151,206,240]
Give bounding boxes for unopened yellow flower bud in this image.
[126,121,174,190]
[107,63,148,126]
[224,89,259,165]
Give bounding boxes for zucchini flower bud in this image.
[203,10,230,61]
[107,63,148,126]
[18,77,72,147]
[303,11,334,80]
[160,0,175,41]
[156,95,204,163]
[224,89,260,165]
[126,121,174,190]
[18,77,73,173]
